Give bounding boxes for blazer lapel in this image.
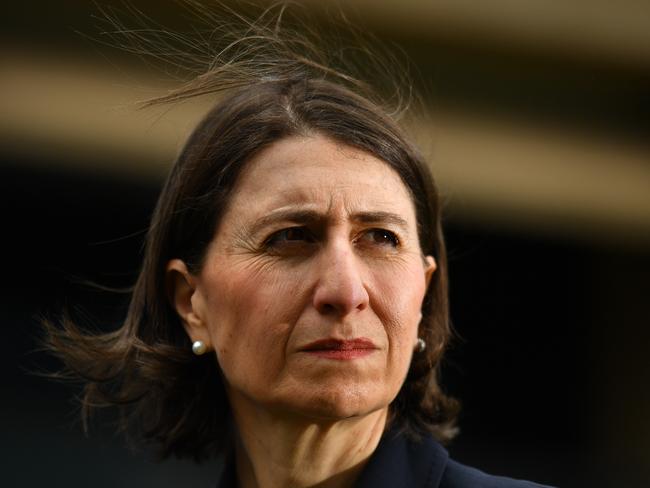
[355,429,449,488]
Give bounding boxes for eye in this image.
[357,228,400,248]
[264,227,315,248]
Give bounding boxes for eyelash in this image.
[263,227,400,249]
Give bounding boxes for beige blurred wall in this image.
[2,1,649,247]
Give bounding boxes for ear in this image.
[424,255,437,289]
[166,259,212,349]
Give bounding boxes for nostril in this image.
[317,302,337,315]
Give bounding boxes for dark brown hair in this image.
[44,3,458,462]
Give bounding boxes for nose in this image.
[312,240,370,316]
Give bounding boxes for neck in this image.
[229,394,388,488]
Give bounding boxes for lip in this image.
[299,338,378,360]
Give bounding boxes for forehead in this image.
[225,135,416,219]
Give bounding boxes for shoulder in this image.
[355,427,555,488]
[441,458,553,488]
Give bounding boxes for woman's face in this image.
[181,134,435,421]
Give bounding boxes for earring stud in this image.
[415,338,426,353]
[192,340,207,356]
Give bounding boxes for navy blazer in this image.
[216,429,554,487]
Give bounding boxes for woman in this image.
[46,7,553,488]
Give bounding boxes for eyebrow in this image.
[247,208,410,237]
[351,211,409,230]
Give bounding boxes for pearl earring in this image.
[192,340,207,356]
[415,338,426,353]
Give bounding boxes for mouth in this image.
[299,338,377,360]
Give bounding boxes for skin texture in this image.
[168,134,436,487]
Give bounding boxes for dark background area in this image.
[2,1,650,487]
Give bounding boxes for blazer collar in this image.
[216,428,449,488]
[355,428,449,488]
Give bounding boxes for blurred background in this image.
[2,1,649,487]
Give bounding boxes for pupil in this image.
[286,228,304,240]
[375,230,391,243]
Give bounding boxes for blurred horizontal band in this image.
[1,51,649,247]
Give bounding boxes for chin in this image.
[280,387,391,421]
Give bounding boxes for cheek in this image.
[201,261,305,385]
[372,260,426,334]
[370,260,427,380]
